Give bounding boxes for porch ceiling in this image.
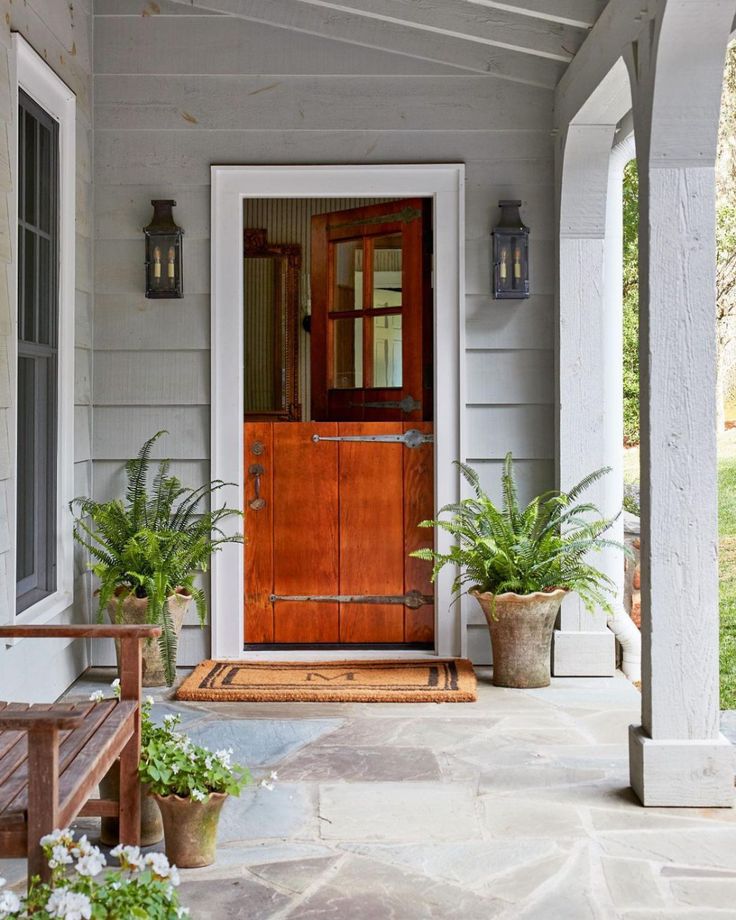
[165,0,610,87]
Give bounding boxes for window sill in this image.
[4,589,74,648]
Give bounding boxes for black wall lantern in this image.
[492,199,529,300]
[144,199,184,298]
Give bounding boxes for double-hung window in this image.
[13,34,75,619]
[16,91,60,612]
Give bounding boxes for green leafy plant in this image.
[0,828,188,919]
[71,431,243,685]
[411,453,625,614]
[138,703,252,800]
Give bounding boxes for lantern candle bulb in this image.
[153,246,161,282]
[513,248,522,281]
[167,247,176,280]
[499,248,508,281]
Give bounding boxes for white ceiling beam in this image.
[169,0,566,85]
[555,0,661,129]
[284,0,586,62]
[460,0,607,30]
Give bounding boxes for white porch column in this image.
[627,0,735,807]
[554,122,618,676]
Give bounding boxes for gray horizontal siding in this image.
[92,8,557,665]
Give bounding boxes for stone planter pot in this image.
[472,588,567,688]
[154,792,228,868]
[107,588,191,687]
[99,764,163,847]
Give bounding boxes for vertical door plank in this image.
[404,421,435,644]
[244,422,274,644]
[339,422,404,643]
[273,423,339,643]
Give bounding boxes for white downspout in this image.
[605,129,641,682]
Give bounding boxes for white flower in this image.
[145,695,155,706]
[190,788,207,803]
[110,844,144,870]
[260,780,275,792]
[110,678,121,699]
[45,889,92,920]
[88,690,105,702]
[0,889,21,917]
[171,762,181,775]
[163,714,179,727]
[204,756,213,770]
[75,850,106,877]
[48,843,74,869]
[144,851,179,884]
[269,771,278,781]
[176,909,190,918]
[40,828,69,847]
[214,749,232,768]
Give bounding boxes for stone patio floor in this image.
[4,667,736,918]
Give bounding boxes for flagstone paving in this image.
[3,668,736,918]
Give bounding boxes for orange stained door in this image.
[243,198,433,648]
[243,420,434,647]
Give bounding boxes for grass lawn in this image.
[720,458,736,709]
[625,435,736,709]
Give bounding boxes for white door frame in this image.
[210,164,465,660]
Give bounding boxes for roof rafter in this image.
[461,0,607,30]
[284,0,586,62]
[168,0,565,86]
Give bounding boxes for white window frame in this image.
[8,35,76,628]
[210,164,465,661]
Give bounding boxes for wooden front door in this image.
[244,199,433,648]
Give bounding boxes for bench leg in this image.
[26,728,59,883]
[118,736,141,846]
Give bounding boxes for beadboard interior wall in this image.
[93,1,557,665]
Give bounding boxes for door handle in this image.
[248,463,266,511]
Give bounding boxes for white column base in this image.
[552,629,615,677]
[629,725,735,807]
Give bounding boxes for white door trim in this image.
[210,164,465,660]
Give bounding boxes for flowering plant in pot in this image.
[138,712,253,868]
[412,454,625,688]
[0,828,187,919]
[71,431,243,686]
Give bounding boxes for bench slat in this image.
[58,703,137,826]
[0,702,102,817]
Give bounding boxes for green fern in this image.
[411,453,628,615]
[71,431,243,686]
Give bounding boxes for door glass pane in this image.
[244,256,278,413]
[332,317,363,388]
[372,234,402,309]
[331,240,363,312]
[372,314,402,388]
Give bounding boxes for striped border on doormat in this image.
[175,659,477,703]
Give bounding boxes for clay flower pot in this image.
[471,588,567,688]
[154,792,228,868]
[107,587,191,687]
[99,765,163,847]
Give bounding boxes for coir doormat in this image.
[176,659,477,703]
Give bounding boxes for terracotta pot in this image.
[107,588,191,687]
[472,588,567,689]
[98,765,163,847]
[154,792,228,868]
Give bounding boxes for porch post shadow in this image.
[626,0,734,807]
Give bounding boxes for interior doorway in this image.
[243,198,435,649]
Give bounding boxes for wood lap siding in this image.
[0,1,94,700]
[93,7,558,664]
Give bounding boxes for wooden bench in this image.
[0,624,161,881]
